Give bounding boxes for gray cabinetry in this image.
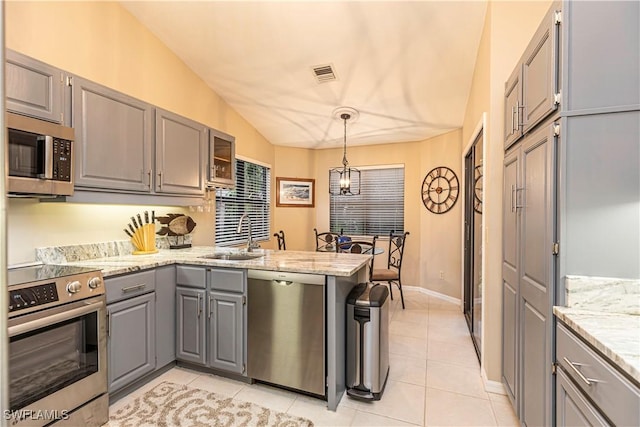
[556,323,639,426]
[502,120,558,426]
[502,149,519,402]
[175,266,246,375]
[105,270,157,393]
[208,291,244,374]
[562,1,639,113]
[72,76,153,192]
[155,108,206,195]
[504,2,560,149]
[556,368,608,427]
[6,49,64,124]
[155,266,176,368]
[107,292,156,393]
[520,5,560,134]
[176,287,207,365]
[207,268,246,375]
[208,128,236,188]
[175,269,207,365]
[504,66,522,150]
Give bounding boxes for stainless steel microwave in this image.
[7,112,75,196]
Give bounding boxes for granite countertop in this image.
[40,245,371,278]
[554,275,640,385]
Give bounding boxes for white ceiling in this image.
[121,1,488,149]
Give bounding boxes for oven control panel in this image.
[9,283,59,313]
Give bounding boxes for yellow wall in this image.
[307,130,463,297]
[5,0,276,264]
[461,0,553,384]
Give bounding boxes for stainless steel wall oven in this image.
[7,265,108,427]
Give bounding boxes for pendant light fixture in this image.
[329,107,361,196]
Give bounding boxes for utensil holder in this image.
[132,223,158,255]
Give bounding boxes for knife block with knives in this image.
[124,211,158,255]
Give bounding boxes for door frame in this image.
[460,113,487,360]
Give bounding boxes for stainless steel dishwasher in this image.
[247,270,325,396]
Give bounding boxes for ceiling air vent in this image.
[312,64,337,83]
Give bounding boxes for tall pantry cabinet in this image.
[502,1,640,425]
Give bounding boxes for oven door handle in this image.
[8,300,104,338]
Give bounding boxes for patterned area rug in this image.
[108,381,314,427]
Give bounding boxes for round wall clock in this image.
[474,164,483,214]
[421,166,459,214]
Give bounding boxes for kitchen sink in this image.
[201,253,264,261]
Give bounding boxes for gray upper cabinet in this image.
[520,5,560,134]
[72,76,153,192]
[562,1,640,113]
[155,109,206,196]
[208,128,236,188]
[503,2,561,151]
[504,66,523,150]
[6,49,65,124]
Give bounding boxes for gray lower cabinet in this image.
[176,286,207,365]
[502,120,558,426]
[6,49,65,124]
[155,108,206,196]
[208,291,244,374]
[556,322,640,427]
[107,292,156,393]
[71,76,154,192]
[155,266,176,368]
[556,366,608,426]
[175,266,246,376]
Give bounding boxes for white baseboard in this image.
[481,368,506,394]
[403,286,462,306]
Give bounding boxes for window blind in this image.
[215,159,271,246]
[330,166,404,236]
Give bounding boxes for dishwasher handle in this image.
[248,269,325,285]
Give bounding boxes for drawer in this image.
[209,268,245,293]
[105,270,156,304]
[556,322,640,427]
[176,265,206,288]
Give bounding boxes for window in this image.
[330,166,404,236]
[215,159,271,246]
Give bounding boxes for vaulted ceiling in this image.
[121,1,487,149]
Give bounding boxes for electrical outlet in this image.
[439,270,444,280]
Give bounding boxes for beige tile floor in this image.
[109,289,519,426]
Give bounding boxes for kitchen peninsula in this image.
[37,243,370,411]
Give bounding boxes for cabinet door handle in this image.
[197,294,202,318]
[512,106,517,133]
[158,171,163,188]
[107,310,111,338]
[208,296,213,319]
[563,357,598,387]
[511,185,516,213]
[122,283,146,293]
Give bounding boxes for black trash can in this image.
[346,282,390,401]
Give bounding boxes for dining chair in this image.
[371,231,409,309]
[337,238,379,278]
[273,230,286,250]
[314,228,342,252]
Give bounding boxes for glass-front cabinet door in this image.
[208,129,235,188]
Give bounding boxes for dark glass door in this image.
[464,130,483,360]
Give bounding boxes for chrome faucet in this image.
[237,213,260,251]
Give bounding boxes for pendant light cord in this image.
[341,113,350,167]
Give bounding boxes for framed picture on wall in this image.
[276,177,315,207]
